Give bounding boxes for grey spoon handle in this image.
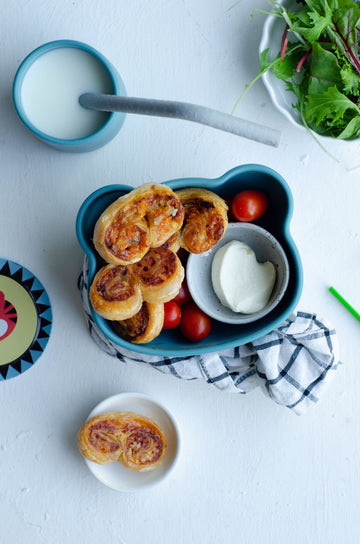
[79,93,281,147]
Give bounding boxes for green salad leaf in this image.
[305,86,359,123]
[239,0,360,140]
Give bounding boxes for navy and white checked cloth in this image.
[79,258,339,415]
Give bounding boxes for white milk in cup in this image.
[20,47,114,139]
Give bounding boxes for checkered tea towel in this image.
[78,257,339,415]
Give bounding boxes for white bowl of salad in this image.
[258,0,360,140]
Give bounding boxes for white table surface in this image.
[1,1,360,543]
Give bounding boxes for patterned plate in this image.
[0,258,52,381]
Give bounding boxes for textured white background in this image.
[1,1,360,543]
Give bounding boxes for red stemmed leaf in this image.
[328,3,360,75]
[280,25,289,59]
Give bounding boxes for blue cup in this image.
[12,40,126,152]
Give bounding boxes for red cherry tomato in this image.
[179,302,212,342]
[172,278,192,306]
[231,190,268,222]
[163,301,181,329]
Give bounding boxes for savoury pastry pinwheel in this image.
[175,187,228,254]
[77,412,127,465]
[130,247,184,303]
[78,411,167,471]
[93,183,184,266]
[117,412,167,472]
[112,301,164,344]
[89,264,142,321]
[144,186,184,247]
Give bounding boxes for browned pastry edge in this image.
[111,301,164,344]
[78,411,167,471]
[130,247,184,303]
[89,264,142,321]
[175,187,228,254]
[93,183,184,265]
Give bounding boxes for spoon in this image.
[79,93,281,147]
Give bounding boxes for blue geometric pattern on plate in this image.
[0,258,52,380]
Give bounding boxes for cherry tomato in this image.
[172,278,192,306]
[179,302,212,342]
[163,301,181,329]
[231,190,268,222]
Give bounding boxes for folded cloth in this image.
[79,257,340,415]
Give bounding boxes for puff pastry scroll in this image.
[175,188,228,254]
[112,301,164,344]
[130,247,184,303]
[77,412,127,465]
[93,183,184,265]
[116,412,167,472]
[78,411,167,471]
[89,264,142,321]
[144,186,185,247]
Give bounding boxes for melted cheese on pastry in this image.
[77,412,127,465]
[89,264,142,320]
[175,187,228,254]
[93,183,184,265]
[144,188,184,247]
[78,411,167,471]
[112,301,164,344]
[96,199,150,265]
[116,412,167,472]
[130,247,184,303]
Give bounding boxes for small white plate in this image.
[81,392,180,492]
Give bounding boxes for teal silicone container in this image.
[76,164,303,356]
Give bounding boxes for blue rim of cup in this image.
[12,39,126,150]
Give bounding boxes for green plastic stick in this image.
[329,286,360,323]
